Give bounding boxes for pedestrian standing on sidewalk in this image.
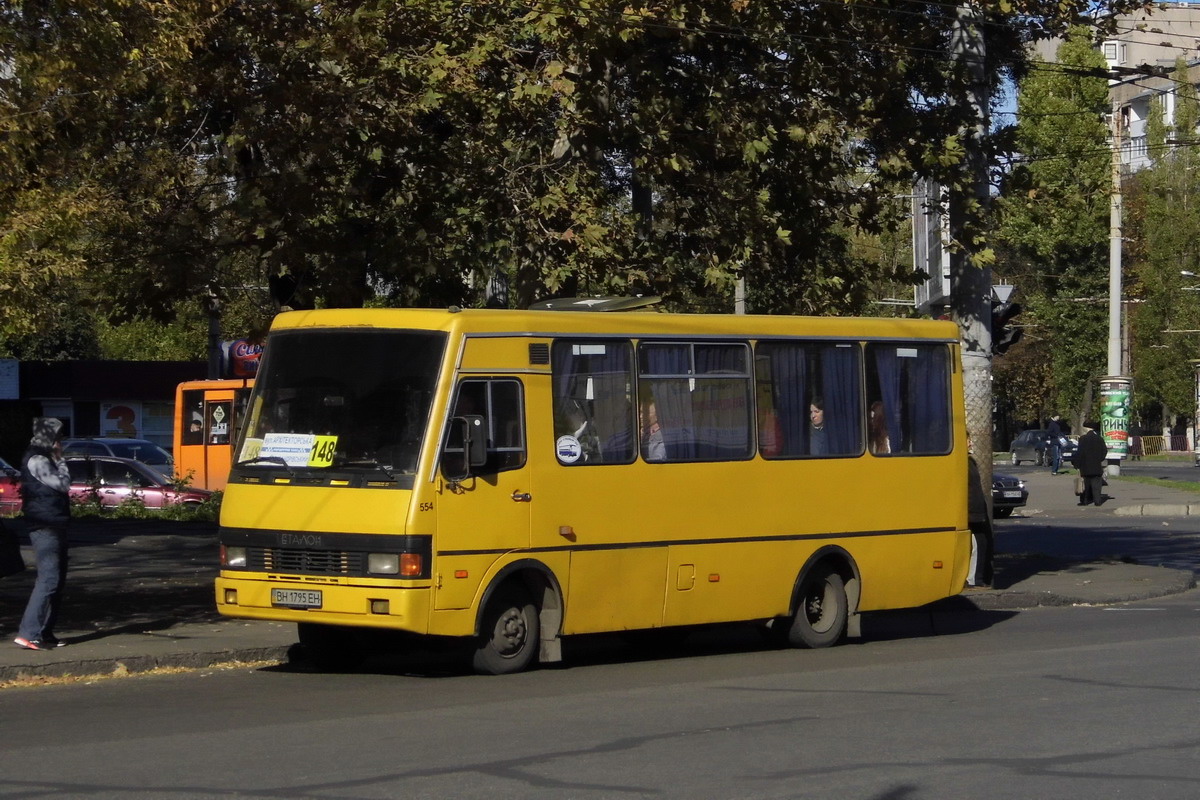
[14,418,71,651]
[1047,414,1066,475]
[1072,420,1109,507]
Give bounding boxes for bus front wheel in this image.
[787,566,848,649]
[473,587,540,675]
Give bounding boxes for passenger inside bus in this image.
[869,400,891,454]
[641,400,665,462]
[809,397,827,455]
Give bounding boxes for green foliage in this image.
[1126,58,1200,421]
[994,26,1110,419]
[66,490,221,521]
[0,0,1151,341]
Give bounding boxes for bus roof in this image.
[269,307,959,342]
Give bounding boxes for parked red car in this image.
[65,456,211,509]
[0,457,20,516]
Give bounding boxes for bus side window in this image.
[636,341,753,462]
[550,340,636,466]
[181,390,205,446]
[442,378,526,477]
[755,341,862,459]
[865,343,952,456]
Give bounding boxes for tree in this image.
[994,26,1111,426]
[1,0,1150,351]
[1125,58,1200,433]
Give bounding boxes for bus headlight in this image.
[221,545,247,568]
[368,553,400,574]
[368,553,424,577]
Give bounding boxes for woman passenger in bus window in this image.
[809,397,827,455]
[869,400,891,454]
[641,400,666,461]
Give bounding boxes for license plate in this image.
[271,588,323,609]
[1002,490,1022,499]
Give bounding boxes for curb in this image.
[1114,503,1200,517]
[0,644,294,684]
[957,566,1197,611]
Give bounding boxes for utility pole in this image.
[949,4,993,501]
[1102,98,1132,474]
[1109,100,1123,378]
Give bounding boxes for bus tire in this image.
[472,587,540,675]
[787,566,848,649]
[297,622,365,672]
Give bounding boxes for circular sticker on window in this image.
[556,435,583,464]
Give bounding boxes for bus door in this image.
[434,377,532,610]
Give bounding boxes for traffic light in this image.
[992,300,1024,355]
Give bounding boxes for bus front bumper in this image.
[215,575,432,633]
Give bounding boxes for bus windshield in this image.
[237,329,446,475]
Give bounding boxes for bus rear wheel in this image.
[787,566,848,649]
[473,587,540,675]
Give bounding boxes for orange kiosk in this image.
[174,337,262,491]
[174,378,254,491]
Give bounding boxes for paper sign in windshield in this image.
[259,433,339,468]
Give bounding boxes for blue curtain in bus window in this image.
[909,347,950,453]
[766,345,806,458]
[872,347,903,453]
[692,345,751,459]
[821,345,861,455]
[641,345,696,460]
[551,341,635,465]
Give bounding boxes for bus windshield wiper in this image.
[234,456,295,478]
[337,459,396,480]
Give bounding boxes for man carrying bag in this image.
[1072,420,1109,507]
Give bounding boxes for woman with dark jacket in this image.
[1072,421,1109,507]
[14,418,72,650]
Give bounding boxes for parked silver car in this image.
[62,438,174,479]
[1009,429,1077,467]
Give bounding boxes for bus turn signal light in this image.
[400,553,423,578]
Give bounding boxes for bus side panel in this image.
[533,451,967,631]
[561,548,668,634]
[662,541,799,627]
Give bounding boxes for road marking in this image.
[1102,608,1166,612]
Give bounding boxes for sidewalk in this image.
[0,468,1196,682]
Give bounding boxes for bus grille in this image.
[250,547,365,576]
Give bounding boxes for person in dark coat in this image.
[1072,420,1109,507]
[14,418,72,650]
[1046,414,1066,474]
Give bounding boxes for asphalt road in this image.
[1,586,1197,799]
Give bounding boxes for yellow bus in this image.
[215,307,969,674]
[175,378,253,491]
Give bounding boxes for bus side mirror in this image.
[463,415,487,468]
[443,415,488,482]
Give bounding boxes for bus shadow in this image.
[859,601,1018,642]
[274,608,1019,677]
